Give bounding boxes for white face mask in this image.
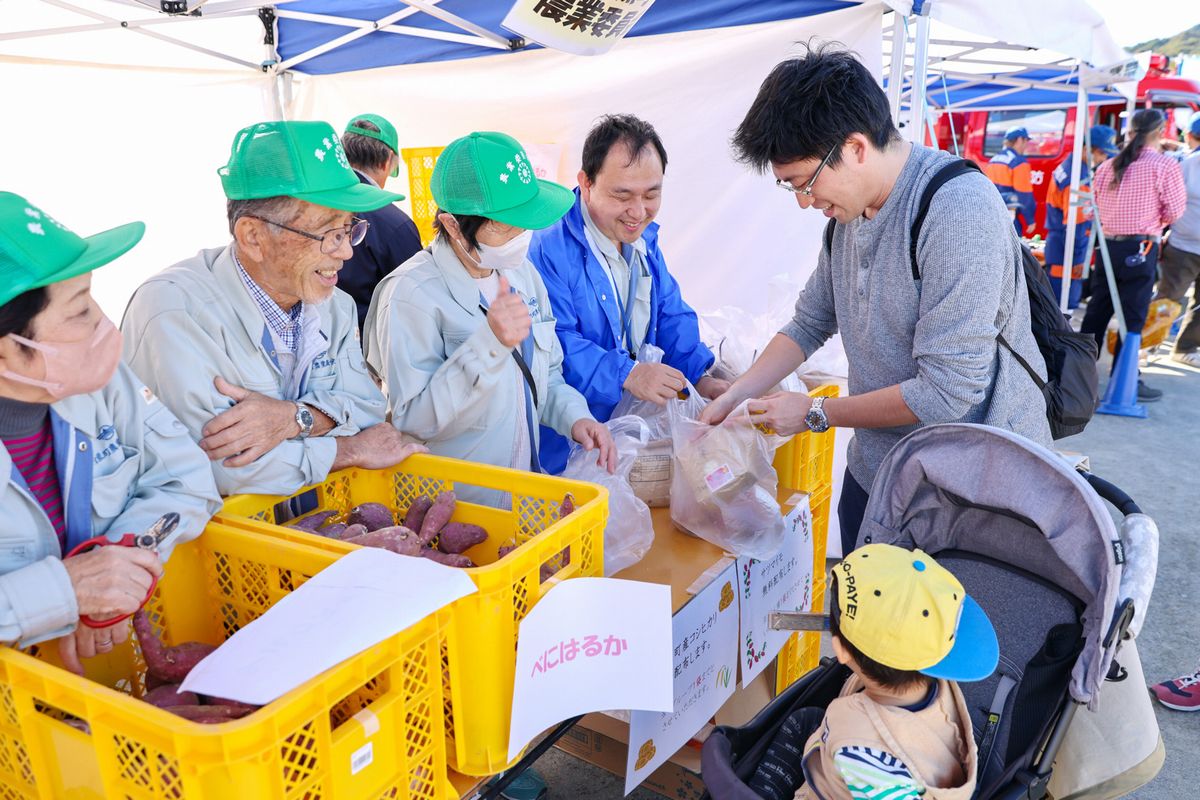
[472,229,533,271]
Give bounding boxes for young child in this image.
[748,544,999,800]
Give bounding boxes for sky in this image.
[1087,0,1200,48]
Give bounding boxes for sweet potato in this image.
[203,695,261,714]
[418,491,456,545]
[497,542,519,560]
[164,704,254,723]
[332,523,368,541]
[437,522,488,554]
[347,502,395,532]
[287,510,338,531]
[142,684,198,708]
[318,522,347,539]
[133,610,217,684]
[343,525,423,556]
[558,493,576,519]
[402,494,433,532]
[421,549,476,568]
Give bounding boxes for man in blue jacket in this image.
[530,115,728,474]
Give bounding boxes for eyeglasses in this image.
[776,142,840,197]
[247,215,370,255]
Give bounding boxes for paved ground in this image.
[532,330,1199,800]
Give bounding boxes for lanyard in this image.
[478,288,541,474]
[583,226,641,356]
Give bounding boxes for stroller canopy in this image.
[859,424,1120,706]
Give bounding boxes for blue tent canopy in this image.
[893,67,1124,111]
[277,0,860,75]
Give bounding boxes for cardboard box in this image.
[556,714,705,800]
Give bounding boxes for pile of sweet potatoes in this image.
[133,610,261,723]
[283,491,578,570]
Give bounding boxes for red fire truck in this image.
[933,55,1200,236]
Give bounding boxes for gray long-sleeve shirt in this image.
[782,145,1052,490]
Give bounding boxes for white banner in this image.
[502,0,656,57]
[736,495,816,686]
[625,562,740,794]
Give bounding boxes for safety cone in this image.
[1097,331,1148,418]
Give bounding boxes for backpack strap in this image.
[822,217,836,257]
[909,159,983,280]
[997,332,1048,390]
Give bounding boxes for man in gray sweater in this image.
[701,45,1051,555]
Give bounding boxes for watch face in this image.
[299,408,314,425]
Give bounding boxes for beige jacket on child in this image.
[795,675,978,800]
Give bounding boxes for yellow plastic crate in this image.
[0,522,449,800]
[1106,297,1182,353]
[401,146,445,247]
[215,453,608,777]
[771,385,838,694]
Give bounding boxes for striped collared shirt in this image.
[233,253,303,353]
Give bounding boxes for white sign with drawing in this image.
[507,578,673,762]
[624,562,740,795]
[736,494,815,686]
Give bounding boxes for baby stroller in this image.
[701,423,1159,800]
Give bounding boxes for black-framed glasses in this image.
[248,215,369,255]
[776,142,840,197]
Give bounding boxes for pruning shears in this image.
[66,512,180,629]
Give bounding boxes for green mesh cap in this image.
[218,120,404,212]
[431,132,573,230]
[345,114,400,178]
[0,192,144,307]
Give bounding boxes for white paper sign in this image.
[736,495,815,686]
[502,0,656,57]
[508,578,672,762]
[624,563,740,794]
[181,548,476,704]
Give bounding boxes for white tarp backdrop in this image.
[2,4,881,331]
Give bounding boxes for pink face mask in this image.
[2,315,124,399]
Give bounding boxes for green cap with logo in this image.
[345,114,400,179]
[432,132,573,230]
[219,120,405,212]
[0,192,144,307]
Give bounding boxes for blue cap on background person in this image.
[1188,117,1200,140]
[1090,125,1119,156]
[1004,126,1030,142]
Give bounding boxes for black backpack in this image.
[823,158,1098,440]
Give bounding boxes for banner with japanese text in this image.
[624,562,739,794]
[502,0,656,57]
[736,494,816,686]
[508,578,673,762]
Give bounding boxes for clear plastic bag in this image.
[668,400,788,559]
[561,415,655,575]
[611,343,707,507]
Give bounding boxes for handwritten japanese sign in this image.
[502,0,656,57]
[736,494,815,686]
[624,563,739,794]
[508,578,672,762]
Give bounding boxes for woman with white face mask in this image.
[0,193,219,674]
[363,132,615,494]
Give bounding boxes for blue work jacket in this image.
[529,189,713,473]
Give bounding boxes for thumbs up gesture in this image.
[486,275,533,349]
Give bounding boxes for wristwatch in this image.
[804,396,830,434]
[294,403,315,439]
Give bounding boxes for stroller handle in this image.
[1080,472,1141,517]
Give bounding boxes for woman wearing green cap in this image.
[0,193,219,674]
[364,132,615,493]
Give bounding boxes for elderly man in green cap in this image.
[122,120,425,497]
[340,114,423,329]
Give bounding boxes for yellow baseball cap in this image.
[833,544,998,682]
